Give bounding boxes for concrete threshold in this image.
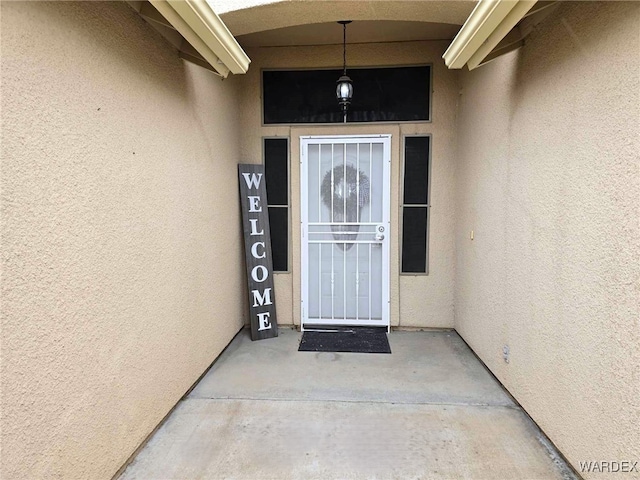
[118,328,578,480]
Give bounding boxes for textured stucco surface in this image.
[454,2,640,478]
[1,2,245,478]
[237,41,459,328]
[3,1,639,478]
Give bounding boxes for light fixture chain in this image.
[343,22,347,74]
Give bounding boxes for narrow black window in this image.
[401,136,430,273]
[264,138,289,272]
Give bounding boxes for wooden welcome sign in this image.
[238,164,278,341]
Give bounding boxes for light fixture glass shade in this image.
[336,74,353,106]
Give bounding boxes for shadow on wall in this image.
[43,1,192,99]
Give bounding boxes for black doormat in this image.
[298,327,391,354]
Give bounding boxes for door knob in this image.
[375,225,385,241]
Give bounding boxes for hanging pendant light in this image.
[336,20,353,123]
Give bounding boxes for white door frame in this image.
[300,134,391,331]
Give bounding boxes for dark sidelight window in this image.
[264,138,289,272]
[401,136,431,274]
[262,66,431,124]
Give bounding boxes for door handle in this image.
[375,225,385,241]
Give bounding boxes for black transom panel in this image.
[263,66,431,124]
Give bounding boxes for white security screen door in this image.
[301,135,391,330]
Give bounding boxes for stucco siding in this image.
[454,2,640,477]
[237,41,459,328]
[1,2,245,478]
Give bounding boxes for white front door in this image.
[301,135,391,330]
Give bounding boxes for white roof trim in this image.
[149,0,250,77]
[443,0,537,70]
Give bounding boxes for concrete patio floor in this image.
[119,328,577,480]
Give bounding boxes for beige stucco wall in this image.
[237,41,459,328]
[454,2,640,477]
[1,2,246,479]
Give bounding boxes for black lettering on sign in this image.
[238,164,279,340]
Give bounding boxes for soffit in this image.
[236,21,462,48]
[213,0,477,37]
[129,0,250,76]
[443,0,559,70]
